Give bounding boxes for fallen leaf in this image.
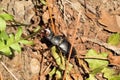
[98,10,120,32]
[85,10,97,20]
[102,67,120,80]
[108,53,120,66]
[85,49,108,70]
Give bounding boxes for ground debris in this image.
[0,0,120,80]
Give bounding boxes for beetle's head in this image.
[43,28,54,40]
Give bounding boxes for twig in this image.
[46,0,56,34]
[63,9,82,80]
[0,71,3,80]
[68,11,81,61]
[40,53,44,78]
[1,61,18,80]
[78,56,108,61]
[82,37,120,55]
[42,63,52,75]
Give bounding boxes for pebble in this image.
[30,58,40,74]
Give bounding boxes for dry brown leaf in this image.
[108,53,120,66]
[42,10,49,24]
[98,10,120,32]
[85,10,97,20]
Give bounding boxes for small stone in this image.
[30,58,40,74]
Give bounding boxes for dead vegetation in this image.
[0,0,120,80]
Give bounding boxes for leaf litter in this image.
[0,0,120,80]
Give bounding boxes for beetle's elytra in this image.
[41,28,76,57]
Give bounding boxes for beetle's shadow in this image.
[41,36,53,48]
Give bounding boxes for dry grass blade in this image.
[1,61,18,80]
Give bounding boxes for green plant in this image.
[40,0,46,5]
[0,13,33,56]
[85,49,120,80]
[49,46,73,79]
[107,33,120,45]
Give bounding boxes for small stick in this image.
[82,37,120,55]
[1,61,18,80]
[40,54,44,78]
[46,0,56,34]
[0,71,3,80]
[42,63,52,75]
[63,10,82,80]
[78,56,108,61]
[68,10,82,62]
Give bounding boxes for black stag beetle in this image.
[41,27,76,58]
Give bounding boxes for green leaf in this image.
[40,0,46,5]
[0,16,34,56]
[85,49,108,71]
[51,46,61,66]
[19,40,33,45]
[51,46,66,70]
[107,33,120,45]
[10,43,21,52]
[0,34,14,56]
[0,31,8,40]
[15,27,22,41]
[102,67,114,78]
[0,17,6,31]
[85,49,113,80]
[0,46,12,56]
[110,76,120,80]
[59,53,65,70]
[0,13,13,21]
[56,70,62,79]
[66,62,73,74]
[102,67,120,80]
[7,34,14,45]
[0,41,5,49]
[91,65,105,75]
[33,26,41,32]
[49,67,56,78]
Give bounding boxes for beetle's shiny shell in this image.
[50,36,71,55]
[45,28,75,56]
[59,39,71,55]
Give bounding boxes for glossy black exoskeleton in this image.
[41,28,76,57]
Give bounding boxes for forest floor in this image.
[0,0,120,80]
